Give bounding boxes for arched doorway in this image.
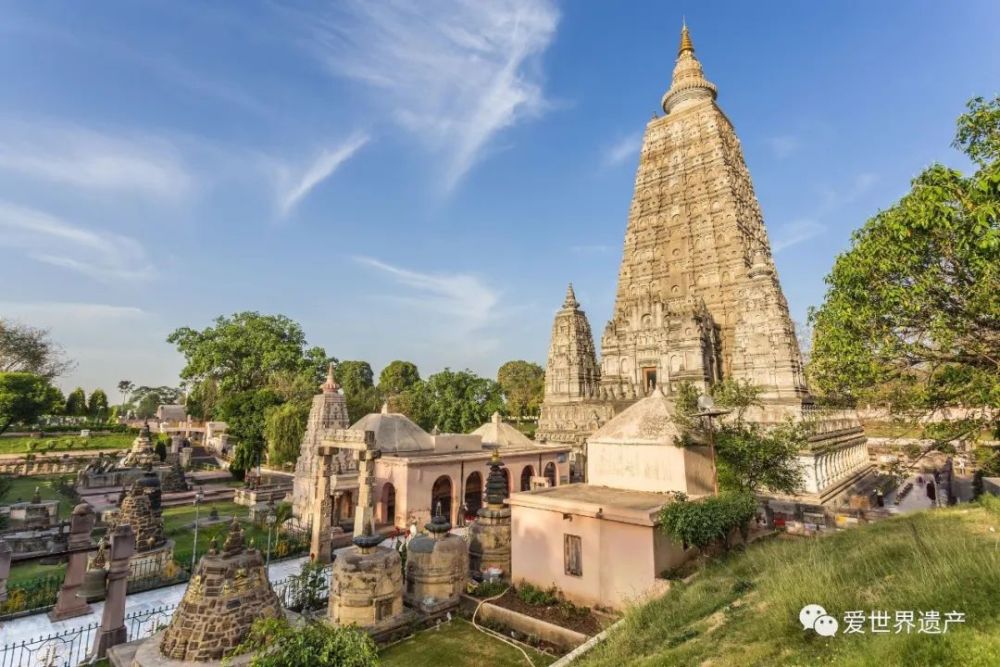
[464,471,483,518]
[520,465,534,492]
[544,462,557,487]
[381,483,396,526]
[431,475,453,524]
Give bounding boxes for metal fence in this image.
[0,562,333,666]
[0,622,98,667]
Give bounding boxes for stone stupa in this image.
[328,430,406,630]
[112,517,283,666]
[405,502,468,613]
[114,481,173,580]
[468,448,512,579]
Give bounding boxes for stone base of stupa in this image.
[107,630,254,667]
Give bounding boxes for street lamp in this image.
[693,394,730,496]
[265,509,277,572]
[191,488,205,572]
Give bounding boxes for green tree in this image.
[217,389,283,477]
[809,96,1000,436]
[336,361,379,420]
[231,616,378,667]
[264,401,310,467]
[0,373,54,435]
[496,360,545,419]
[117,380,134,410]
[44,385,65,415]
[87,388,109,420]
[404,369,504,433]
[0,320,73,380]
[65,387,87,417]
[377,360,420,398]
[168,312,329,396]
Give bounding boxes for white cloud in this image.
[353,256,499,330]
[771,218,826,253]
[301,0,559,191]
[0,120,191,199]
[604,133,642,167]
[766,134,800,159]
[0,201,154,282]
[276,132,370,216]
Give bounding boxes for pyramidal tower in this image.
[599,22,806,402]
[290,363,351,525]
[538,25,872,504]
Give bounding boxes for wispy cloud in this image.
[0,202,154,282]
[771,218,826,252]
[0,120,191,199]
[604,132,642,167]
[353,256,499,330]
[299,0,559,192]
[275,132,370,217]
[766,134,800,159]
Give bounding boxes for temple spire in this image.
[678,21,694,55]
[661,21,717,115]
[563,283,579,309]
[321,362,339,393]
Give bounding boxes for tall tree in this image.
[168,312,329,395]
[217,389,283,476]
[65,387,87,417]
[404,369,504,433]
[128,386,182,419]
[336,360,379,420]
[809,96,1000,436]
[0,372,54,435]
[377,361,420,398]
[264,401,310,467]
[496,360,545,419]
[117,380,135,410]
[87,389,109,420]
[0,320,73,380]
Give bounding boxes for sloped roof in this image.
[588,388,683,446]
[350,410,434,454]
[471,412,537,450]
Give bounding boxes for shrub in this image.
[231,616,378,667]
[659,492,756,552]
[517,582,559,606]
[469,579,507,598]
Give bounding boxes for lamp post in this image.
[191,488,204,572]
[693,394,730,496]
[265,510,277,572]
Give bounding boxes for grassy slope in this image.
[380,618,556,667]
[581,501,1000,667]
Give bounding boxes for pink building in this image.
[508,389,713,609]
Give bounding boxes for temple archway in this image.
[544,462,557,487]
[464,471,483,517]
[431,475,453,524]
[380,483,396,526]
[520,465,534,492]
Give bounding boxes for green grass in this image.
[381,618,556,667]
[0,433,135,455]
[580,500,1000,667]
[162,501,303,566]
[3,474,77,517]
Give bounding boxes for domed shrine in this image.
[405,502,468,613]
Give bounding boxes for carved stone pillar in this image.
[49,503,96,621]
[91,524,135,659]
[310,454,333,563]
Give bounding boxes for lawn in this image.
[0,433,135,456]
[380,618,557,667]
[162,501,304,567]
[580,500,1000,667]
[2,474,78,517]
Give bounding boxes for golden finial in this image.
[678,21,694,56]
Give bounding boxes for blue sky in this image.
[1,1,998,395]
